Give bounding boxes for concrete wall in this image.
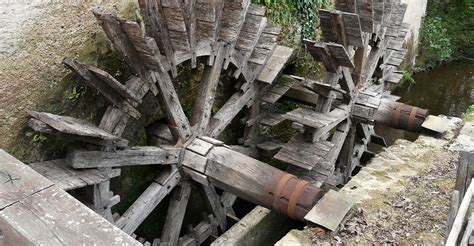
[400,0,428,67]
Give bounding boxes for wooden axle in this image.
[373,98,429,132]
[181,137,325,221]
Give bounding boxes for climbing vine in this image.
[252,0,332,42]
[417,1,474,65]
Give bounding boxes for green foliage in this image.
[402,70,415,84]
[31,133,47,143]
[418,1,474,65]
[252,0,332,43]
[67,86,86,102]
[463,105,474,122]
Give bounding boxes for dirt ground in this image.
[0,1,135,153]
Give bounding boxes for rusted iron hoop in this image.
[407,106,418,131]
[287,180,309,220]
[272,173,296,213]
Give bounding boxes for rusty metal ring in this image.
[272,173,296,213]
[287,180,309,220]
[407,107,418,131]
[392,103,404,127]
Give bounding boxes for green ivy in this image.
[418,1,474,65]
[252,0,332,43]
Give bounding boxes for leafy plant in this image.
[31,133,47,143]
[402,70,415,84]
[463,105,474,122]
[67,86,86,102]
[418,1,474,65]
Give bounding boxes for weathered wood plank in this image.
[161,181,192,245]
[29,159,120,191]
[63,58,141,119]
[115,169,181,234]
[206,83,259,138]
[202,185,227,232]
[138,0,178,76]
[257,45,294,84]
[0,150,139,245]
[190,44,225,134]
[67,147,180,169]
[274,135,335,172]
[93,11,159,94]
[154,69,193,141]
[29,111,128,147]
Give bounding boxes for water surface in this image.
[376,60,474,145]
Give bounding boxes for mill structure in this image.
[1,0,443,245]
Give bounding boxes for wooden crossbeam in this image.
[356,0,375,33]
[28,112,129,147]
[219,0,251,69]
[202,185,227,232]
[138,0,178,76]
[232,4,267,78]
[323,120,351,168]
[206,83,259,138]
[115,168,181,235]
[183,0,198,67]
[154,69,193,142]
[190,44,225,134]
[178,215,219,245]
[160,181,192,245]
[93,11,159,95]
[29,159,121,191]
[63,58,141,119]
[93,181,117,222]
[67,147,180,169]
[319,10,364,48]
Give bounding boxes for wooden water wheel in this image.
[26,0,434,244]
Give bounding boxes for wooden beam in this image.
[93,11,159,95]
[178,215,219,245]
[160,181,192,245]
[28,112,128,148]
[138,0,178,76]
[67,147,180,169]
[93,181,115,222]
[115,169,181,234]
[63,58,141,119]
[154,69,192,141]
[183,0,197,67]
[191,44,225,134]
[202,185,227,232]
[29,159,120,191]
[447,179,474,246]
[206,84,259,138]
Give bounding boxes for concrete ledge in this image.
[212,206,291,246]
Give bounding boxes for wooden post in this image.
[446,190,461,238]
[160,181,192,245]
[446,178,474,246]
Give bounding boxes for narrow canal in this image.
[377,60,474,145]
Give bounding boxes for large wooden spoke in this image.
[191,44,225,135]
[115,168,181,235]
[161,181,192,245]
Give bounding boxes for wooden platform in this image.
[274,135,335,172]
[29,159,121,191]
[0,149,139,245]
